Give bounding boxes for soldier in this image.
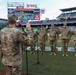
[61,25,71,56]
[49,25,59,56]
[38,26,47,55]
[0,16,28,75]
[21,27,27,54]
[71,29,76,56]
[26,22,36,54]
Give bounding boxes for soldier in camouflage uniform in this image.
[0,16,28,75]
[38,26,47,55]
[49,25,59,56]
[21,27,27,54]
[61,25,71,56]
[71,29,76,56]
[25,22,36,54]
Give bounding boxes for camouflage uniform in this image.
[26,29,36,54]
[0,26,28,75]
[21,27,26,54]
[38,27,47,55]
[25,22,36,54]
[49,25,59,56]
[71,30,76,56]
[61,25,70,56]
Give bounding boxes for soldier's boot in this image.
[75,53,76,56]
[50,52,53,56]
[32,51,35,54]
[62,54,65,56]
[33,52,35,54]
[41,52,45,55]
[54,52,56,56]
[53,47,56,56]
[30,51,35,54]
[32,52,35,55]
[30,51,33,54]
[66,54,68,56]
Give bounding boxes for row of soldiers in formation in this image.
[23,23,76,56]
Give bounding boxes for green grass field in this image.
[0,40,75,75]
[0,51,76,75]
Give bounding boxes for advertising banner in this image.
[8,8,15,14]
[34,14,40,20]
[7,2,24,7]
[34,9,40,14]
[40,9,45,14]
[26,4,37,8]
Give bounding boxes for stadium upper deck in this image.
[1,7,76,27]
[29,7,76,27]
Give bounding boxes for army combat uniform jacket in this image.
[0,26,28,66]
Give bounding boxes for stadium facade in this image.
[0,7,76,29]
[29,7,76,29]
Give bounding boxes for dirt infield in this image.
[0,72,31,75]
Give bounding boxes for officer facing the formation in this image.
[25,22,36,54]
[38,26,47,55]
[0,16,28,75]
[61,24,71,56]
[49,24,59,56]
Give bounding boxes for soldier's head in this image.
[46,25,48,29]
[41,26,44,31]
[51,24,55,30]
[63,24,67,29]
[8,15,16,26]
[26,22,31,30]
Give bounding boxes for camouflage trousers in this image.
[40,42,45,53]
[74,40,76,54]
[62,39,69,55]
[30,44,35,52]
[50,40,57,54]
[5,65,22,75]
[25,44,35,54]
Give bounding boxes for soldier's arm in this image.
[68,30,74,37]
[45,31,48,41]
[17,30,28,53]
[70,30,74,36]
[17,30,28,43]
[56,29,60,39]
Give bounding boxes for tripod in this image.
[36,34,40,64]
[25,46,29,75]
[34,31,40,65]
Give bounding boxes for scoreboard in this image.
[8,8,40,24]
[14,8,40,21]
[7,2,45,25]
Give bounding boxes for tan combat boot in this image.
[54,53,56,56]
[62,54,65,56]
[66,54,68,56]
